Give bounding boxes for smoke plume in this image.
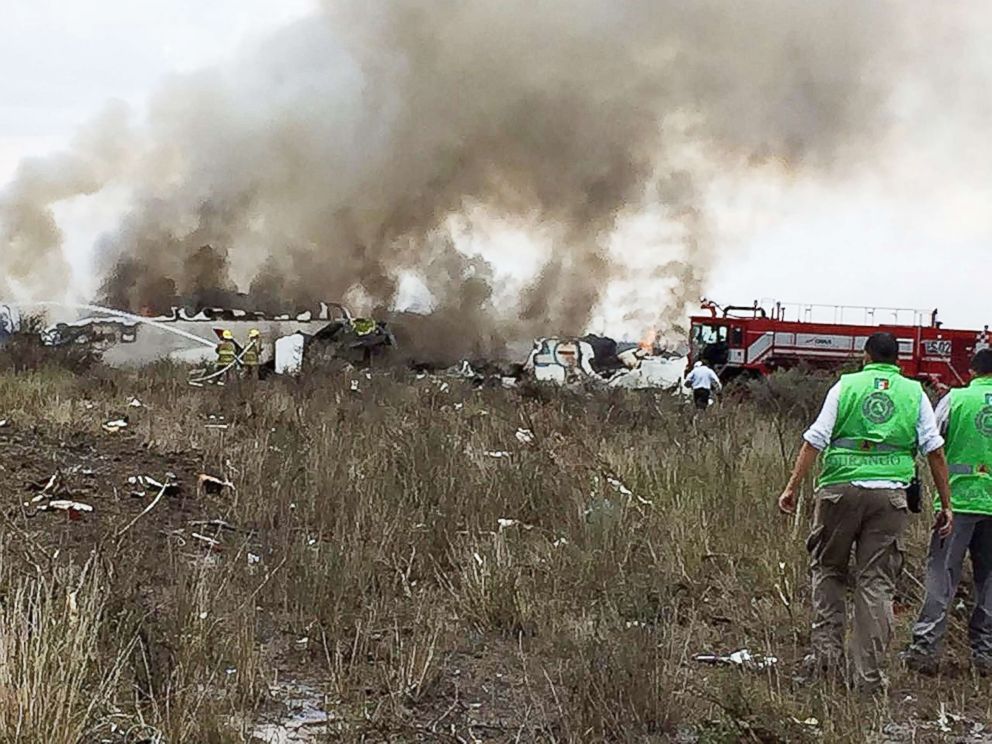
[1,0,909,352]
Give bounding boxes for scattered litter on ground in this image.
[0,419,8,428]
[189,518,244,533]
[606,475,653,506]
[515,428,534,445]
[692,649,778,671]
[128,397,143,408]
[349,380,360,392]
[102,418,128,434]
[38,500,94,517]
[482,450,512,459]
[128,473,180,497]
[937,704,963,734]
[204,414,229,430]
[192,533,223,551]
[198,474,234,495]
[497,518,533,532]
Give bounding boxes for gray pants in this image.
[806,485,908,687]
[909,513,992,662]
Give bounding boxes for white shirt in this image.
[686,366,722,392]
[934,393,951,435]
[803,381,945,488]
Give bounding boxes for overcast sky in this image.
[1,1,990,332]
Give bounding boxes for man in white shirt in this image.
[684,360,722,410]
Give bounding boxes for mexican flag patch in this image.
[986,393,992,405]
[874,378,890,391]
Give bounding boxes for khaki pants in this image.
[806,485,908,687]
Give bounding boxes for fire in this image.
[639,328,658,354]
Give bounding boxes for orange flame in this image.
[638,328,658,354]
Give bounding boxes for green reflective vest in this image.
[216,340,236,367]
[243,340,260,367]
[941,376,992,514]
[818,363,922,488]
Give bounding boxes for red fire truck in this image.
[690,299,990,390]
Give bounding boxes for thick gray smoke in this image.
[1,0,905,352]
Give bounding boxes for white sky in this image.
[1,0,990,333]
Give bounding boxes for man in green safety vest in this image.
[904,349,992,675]
[777,332,953,691]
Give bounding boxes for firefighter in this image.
[905,349,992,675]
[684,360,721,409]
[777,332,953,692]
[215,329,237,384]
[243,329,262,379]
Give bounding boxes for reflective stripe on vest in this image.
[217,342,236,365]
[948,463,991,476]
[830,438,902,454]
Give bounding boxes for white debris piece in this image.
[102,418,128,433]
[39,500,94,513]
[515,428,535,445]
[0,419,8,428]
[606,476,653,506]
[349,380,360,392]
[275,333,306,376]
[497,518,519,531]
[248,553,261,566]
[606,476,632,496]
[693,649,778,670]
[128,397,143,408]
[483,450,512,459]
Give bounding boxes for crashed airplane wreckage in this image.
[1,301,686,389]
[0,302,394,373]
[525,335,686,390]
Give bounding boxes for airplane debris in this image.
[515,428,535,445]
[102,418,128,434]
[38,500,94,514]
[525,335,686,389]
[192,533,223,550]
[127,474,181,497]
[128,397,143,408]
[693,649,778,671]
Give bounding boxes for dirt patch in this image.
[0,424,210,561]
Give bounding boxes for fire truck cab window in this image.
[729,327,743,345]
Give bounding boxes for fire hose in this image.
[188,341,257,385]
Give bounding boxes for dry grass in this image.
[0,364,990,743]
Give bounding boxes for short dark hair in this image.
[864,332,899,364]
[972,348,992,375]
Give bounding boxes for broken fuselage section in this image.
[524,335,687,390]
